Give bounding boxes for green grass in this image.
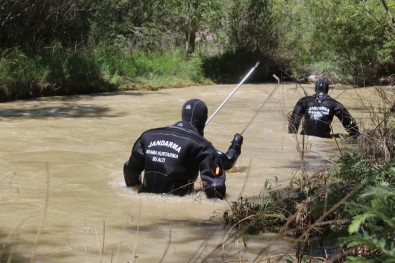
[0,43,209,101]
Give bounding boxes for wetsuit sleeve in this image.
[333,101,360,137]
[217,133,243,170]
[288,98,306,134]
[217,150,237,170]
[123,136,145,187]
[198,147,226,199]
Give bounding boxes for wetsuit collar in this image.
[172,121,202,135]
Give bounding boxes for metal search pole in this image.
[205,61,260,125]
[240,74,280,135]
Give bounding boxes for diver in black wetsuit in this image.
[123,98,243,199]
[288,78,360,138]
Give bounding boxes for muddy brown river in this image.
[0,83,379,262]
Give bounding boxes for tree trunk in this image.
[186,31,196,54]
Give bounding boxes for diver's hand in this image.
[230,133,243,150]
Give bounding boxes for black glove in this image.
[204,186,226,200]
[230,133,243,152]
[345,124,360,139]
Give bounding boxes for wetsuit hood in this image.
[315,78,329,94]
[181,99,208,136]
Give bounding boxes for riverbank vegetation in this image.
[224,88,395,262]
[1,0,395,101]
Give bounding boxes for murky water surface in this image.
[0,83,378,262]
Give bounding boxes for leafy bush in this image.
[224,104,395,261]
[342,186,395,262]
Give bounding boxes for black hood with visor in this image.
[315,78,330,94]
[181,99,208,136]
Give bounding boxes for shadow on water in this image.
[0,105,111,118]
[119,219,257,262]
[0,231,33,263]
[0,91,169,119]
[89,91,168,98]
[53,90,168,101]
[119,219,225,237]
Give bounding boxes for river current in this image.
[0,83,373,262]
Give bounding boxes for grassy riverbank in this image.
[0,45,210,102]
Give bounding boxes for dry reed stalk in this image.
[30,162,50,263]
[158,229,171,263]
[130,199,141,262]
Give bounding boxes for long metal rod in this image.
[205,61,260,125]
[240,74,280,135]
[279,68,309,96]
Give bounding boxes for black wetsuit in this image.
[124,121,236,199]
[288,93,359,138]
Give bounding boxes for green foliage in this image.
[228,0,277,53]
[89,0,225,53]
[311,0,389,85]
[95,43,207,88]
[0,44,116,100]
[0,0,91,49]
[0,44,207,101]
[329,152,375,182]
[202,49,273,83]
[329,151,395,186]
[167,0,223,35]
[269,0,311,66]
[2,0,395,98]
[272,0,395,85]
[342,186,395,262]
[89,0,169,49]
[0,48,38,99]
[165,0,225,53]
[39,42,102,84]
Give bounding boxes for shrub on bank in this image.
[226,141,395,262]
[224,92,395,262]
